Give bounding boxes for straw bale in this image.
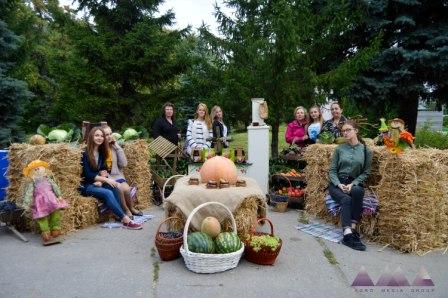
[6,141,153,235]
[375,149,448,253]
[122,140,152,209]
[165,196,267,239]
[304,144,448,253]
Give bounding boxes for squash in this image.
[29,134,46,145]
[200,156,238,184]
[201,217,221,238]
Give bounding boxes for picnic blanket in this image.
[101,214,154,229]
[164,176,266,230]
[296,220,343,243]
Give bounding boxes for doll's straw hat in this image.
[23,160,50,177]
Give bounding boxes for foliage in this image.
[249,235,281,252]
[350,0,448,134]
[0,12,33,148]
[37,123,81,143]
[414,126,448,150]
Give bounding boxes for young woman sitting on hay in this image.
[81,127,142,230]
[328,120,372,251]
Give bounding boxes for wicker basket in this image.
[162,174,185,202]
[155,217,184,261]
[244,218,282,265]
[180,202,244,274]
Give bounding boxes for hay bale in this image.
[123,140,152,209]
[375,149,448,253]
[165,196,267,239]
[303,144,383,239]
[6,140,152,235]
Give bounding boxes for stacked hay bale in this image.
[122,139,152,210]
[303,144,383,238]
[7,141,152,235]
[304,144,448,253]
[375,149,448,253]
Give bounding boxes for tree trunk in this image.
[398,95,419,135]
[271,121,279,159]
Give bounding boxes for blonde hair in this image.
[210,105,223,121]
[293,106,309,122]
[195,103,212,129]
[309,105,323,126]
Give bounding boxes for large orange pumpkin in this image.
[200,156,238,184]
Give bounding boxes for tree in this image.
[350,0,448,134]
[0,19,33,148]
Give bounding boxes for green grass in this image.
[231,124,289,157]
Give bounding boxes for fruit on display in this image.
[276,186,305,197]
[200,156,238,184]
[29,134,46,145]
[280,169,306,178]
[214,232,242,253]
[201,217,221,238]
[158,231,182,239]
[187,232,215,254]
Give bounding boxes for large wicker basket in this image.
[155,217,184,261]
[180,202,244,274]
[244,217,282,265]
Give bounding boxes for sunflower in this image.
[389,146,403,155]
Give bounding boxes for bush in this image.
[443,115,448,128]
[414,126,448,149]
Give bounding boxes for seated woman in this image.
[321,101,347,139]
[184,103,213,156]
[210,105,229,154]
[285,106,309,147]
[103,126,142,218]
[307,105,323,144]
[81,127,142,230]
[152,102,179,145]
[328,120,372,251]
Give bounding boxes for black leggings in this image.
[328,183,364,228]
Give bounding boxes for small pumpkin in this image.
[29,134,46,145]
[201,216,221,238]
[200,156,238,184]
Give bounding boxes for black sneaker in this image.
[342,233,366,251]
[352,231,367,251]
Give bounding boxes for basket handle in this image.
[271,174,292,188]
[182,202,237,252]
[156,216,183,234]
[251,217,274,237]
[162,174,185,201]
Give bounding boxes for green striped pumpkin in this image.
[215,232,242,253]
[187,232,215,253]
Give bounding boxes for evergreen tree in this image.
[0,18,32,148]
[351,0,448,133]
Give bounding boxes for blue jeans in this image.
[85,184,125,219]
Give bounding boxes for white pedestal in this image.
[246,125,270,194]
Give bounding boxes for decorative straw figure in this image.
[23,160,68,245]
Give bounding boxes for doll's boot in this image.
[51,230,61,238]
[41,232,52,245]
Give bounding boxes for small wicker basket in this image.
[180,202,244,274]
[155,217,184,261]
[244,217,282,265]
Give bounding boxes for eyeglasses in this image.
[341,128,353,134]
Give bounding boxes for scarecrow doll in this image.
[23,160,68,245]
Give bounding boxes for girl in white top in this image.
[307,105,323,143]
[185,103,213,156]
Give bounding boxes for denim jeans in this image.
[85,184,125,219]
[328,179,364,228]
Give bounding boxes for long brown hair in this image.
[343,120,368,167]
[86,127,110,170]
[195,103,212,129]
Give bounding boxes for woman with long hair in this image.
[210,105,229,151]
[184,103,213,156]
[328,120,372,250]
[307,105,323,143]
[81,127,142,230]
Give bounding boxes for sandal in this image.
[131,210,143,217]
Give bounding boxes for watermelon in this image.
[215,232,242,253]
[187,232,215,254]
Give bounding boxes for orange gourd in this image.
[201,217,221,238]
[200,156,238,184]
[29,134,46,145]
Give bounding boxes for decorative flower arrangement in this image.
[381,118,415,155]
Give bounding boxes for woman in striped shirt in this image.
[184,103,213,156]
